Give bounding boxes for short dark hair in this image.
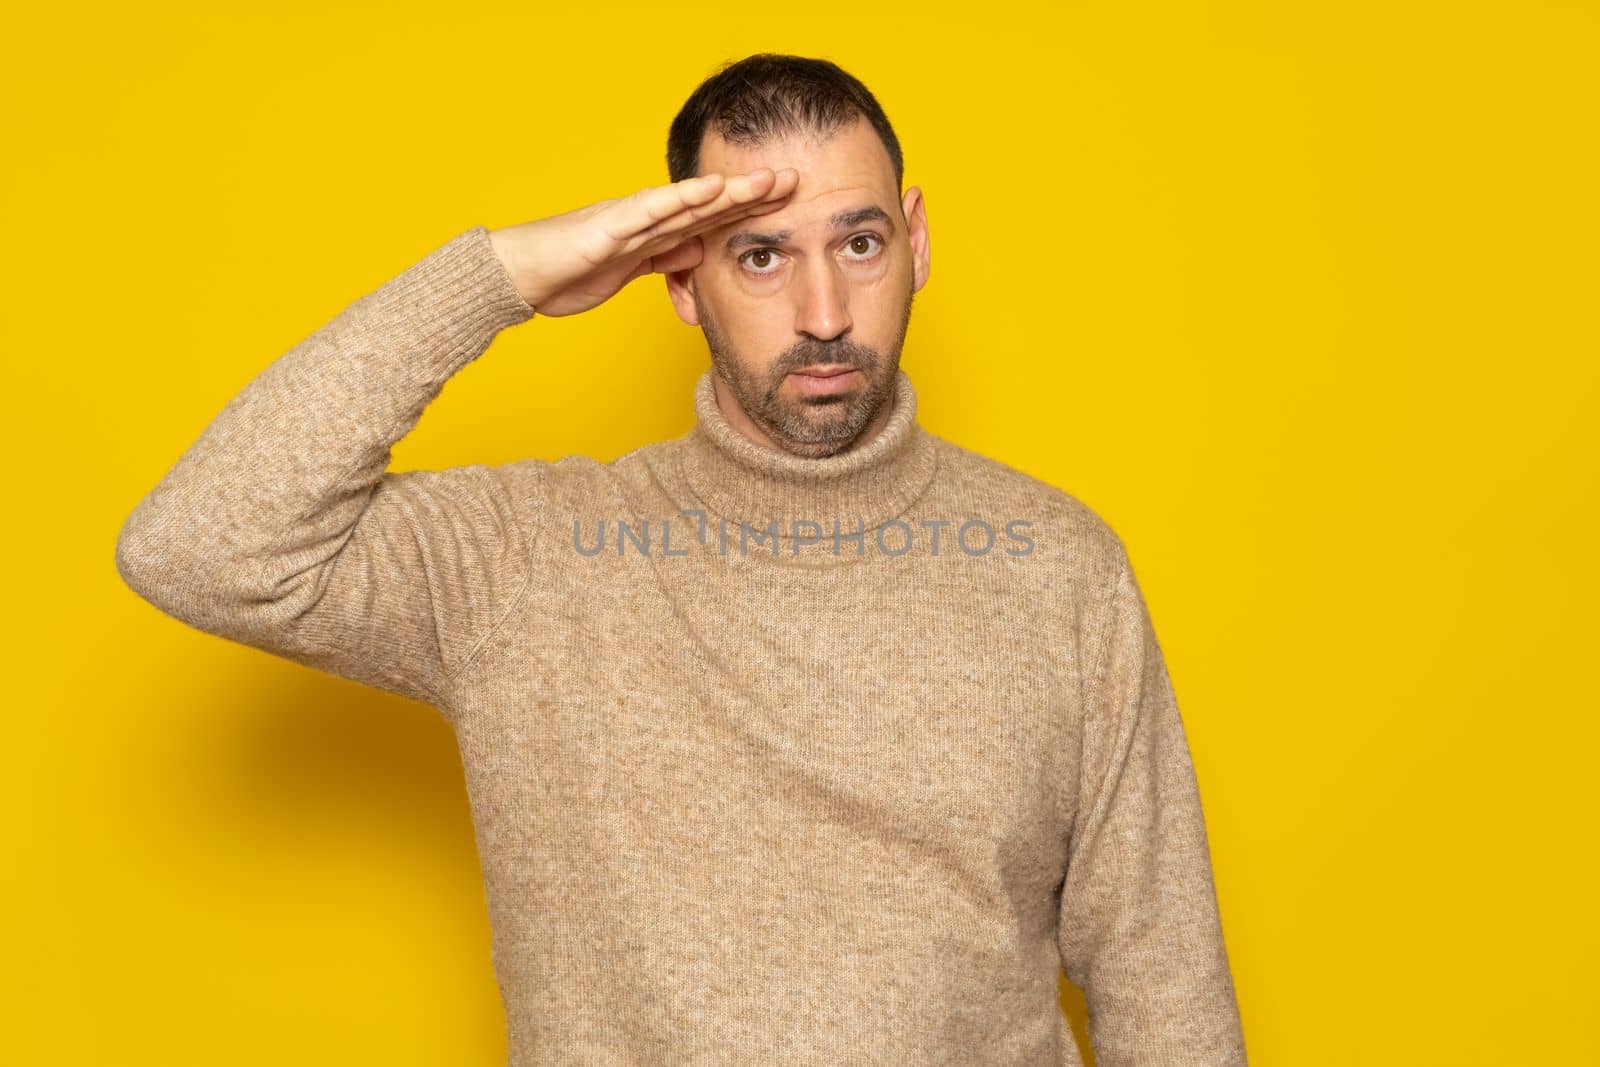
[667,54,904,192]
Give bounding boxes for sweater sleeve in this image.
[1057,538,1247,1065]
[114,226,540,715]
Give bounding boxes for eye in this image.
[740,248,783,275]
[737,233,887,277]
[843,233,885,260]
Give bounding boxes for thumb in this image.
[651,235,704,274]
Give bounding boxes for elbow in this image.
[114,504,258,634]
[115,506,206,622]
[115,506,173,602]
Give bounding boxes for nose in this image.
[792,255,852,342]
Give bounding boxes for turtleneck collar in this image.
[677,367,939,535]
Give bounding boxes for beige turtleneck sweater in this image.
[115,225,1246,1065]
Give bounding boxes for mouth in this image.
[787,365,862,396]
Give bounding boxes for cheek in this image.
[722,262,783,304]
[705,288,787,349]
[704,269,771,323]
[857,255,908,306]
[861,245,908,291]
[860,265,897,296]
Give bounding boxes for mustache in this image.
[776,342,881,375]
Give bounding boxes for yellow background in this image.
[5,1,1596,1063]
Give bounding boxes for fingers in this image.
[654,175,798,247]
[641,166,799,244]
[605,174,723,242]
[610,167,798,249]
[629,173,798,268]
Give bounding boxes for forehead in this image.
[697,114,898,207]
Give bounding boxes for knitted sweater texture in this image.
[115,226,1246,1066]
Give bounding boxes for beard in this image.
[695,277,916,459]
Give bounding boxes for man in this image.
[116,53,1246,1066]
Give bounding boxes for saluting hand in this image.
[488,167,800,318]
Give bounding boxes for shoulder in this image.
[486,438,680,525]
[927,433,1127,581]
[483,451,619,517]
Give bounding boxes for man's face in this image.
[666,115,931,459]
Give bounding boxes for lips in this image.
[787,366,862,396]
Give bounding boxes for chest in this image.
[451,548,1088,908]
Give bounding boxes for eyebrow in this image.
[723,204,895,254]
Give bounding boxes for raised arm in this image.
[1058,538,1247,1064]
[114,167,801,715]
[113,227,540,710]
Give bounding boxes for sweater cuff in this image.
[360,225,537,387]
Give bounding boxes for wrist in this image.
[487,226,539,311]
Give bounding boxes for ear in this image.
[664,267,701,326]
[902,186,931,293]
